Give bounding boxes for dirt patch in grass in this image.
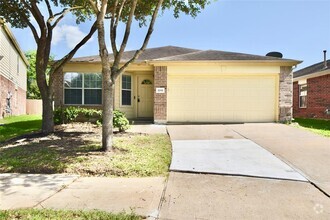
[0,123,172,177]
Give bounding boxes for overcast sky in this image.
[11,0,330,70]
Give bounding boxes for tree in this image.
[0,0,97,133]
[25,50,54,99]
[25,51,41,99]
[87,0,210,151]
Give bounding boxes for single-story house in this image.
[55,46,301,124]
[0,18,28,118]
[293,51,330,119]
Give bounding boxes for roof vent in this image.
[266,51,283,58]
[323,50,327,69]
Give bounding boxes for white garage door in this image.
[167,75,277,123]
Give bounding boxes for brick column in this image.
[154,66,167,124]
[279,66,293,122]
[53,68,64,108]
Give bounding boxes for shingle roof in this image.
[70,46,199,62]
[70,46,300,63]
[293,60,330,78]
[153,50,297,61]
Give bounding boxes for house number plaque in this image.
[156,88,165,93]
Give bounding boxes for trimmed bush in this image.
[53,107,130,132]
[113,110,130,132]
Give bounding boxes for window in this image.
[141,79,152,85]
[299,84,307,108]
[64,72,102,105]
[121,75,132,106]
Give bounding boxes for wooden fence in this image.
[26,99,42,115]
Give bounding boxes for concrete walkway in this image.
[0,174,78,209]
[0,174,165,218]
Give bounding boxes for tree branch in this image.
[88,0,99,13]
[50,21,98,77]
[28,0,46,32]
[116,0,164,76]
[113,0,137,67]
[109,0,119,58]
[47,6,84,28]
[19,13,40,42]
[44,0,53,17]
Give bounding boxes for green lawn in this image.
[0,209,141,220]
[293,118,330,137]
[0,129,172,177]
[67,134,172,177]
[0,115,42,142]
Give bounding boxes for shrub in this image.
[63,106,80,123]
[113,110,130,132]
[53,107,81,124]
[53,108,64,125]
[80,108,102,122]
[53,107,130,132]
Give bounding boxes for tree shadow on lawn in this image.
[0,130,102,174]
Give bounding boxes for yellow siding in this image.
[168,64,280,75]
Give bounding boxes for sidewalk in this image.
[0,173,165,218]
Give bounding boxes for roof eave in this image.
[148,59,302,66]
[293,68,330,81]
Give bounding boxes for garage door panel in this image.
[167,75,277,123]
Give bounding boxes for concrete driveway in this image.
[161,123,330,219]
[167,125,306,181]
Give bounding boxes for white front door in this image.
[137,75,154,118]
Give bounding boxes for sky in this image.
[11,0,330,70]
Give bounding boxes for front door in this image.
[137,75,154,118]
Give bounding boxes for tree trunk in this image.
[36,42,54,134]
[96,7,114,151]
[41,93,54,133]
[102,80,115,151]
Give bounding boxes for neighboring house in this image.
[0,18,28,118]
[293,51,330,119]
[54,46,301,124]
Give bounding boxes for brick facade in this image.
[293,74,330,119]
[153,66,167,124]
[279,66,293,122]
[0,75,26,118]
[53,70,64,108]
